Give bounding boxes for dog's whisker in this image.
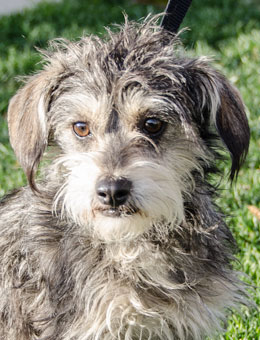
[52,180,68,216]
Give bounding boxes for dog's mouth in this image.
[101,208,125,217]
[95,205,139,218]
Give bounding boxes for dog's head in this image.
[8,17,249,242]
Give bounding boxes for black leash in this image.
[161,0,192,33]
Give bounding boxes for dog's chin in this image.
[92,209,152,243]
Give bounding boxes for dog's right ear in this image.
[8,70,57,191]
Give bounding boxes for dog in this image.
[0,15,250,340]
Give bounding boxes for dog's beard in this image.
[52,149,199,243]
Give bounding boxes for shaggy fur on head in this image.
[0,15,250,340]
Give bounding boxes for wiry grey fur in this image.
[0,15,250,340]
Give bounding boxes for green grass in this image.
[0,0,259,338]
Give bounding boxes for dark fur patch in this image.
[105,108,120,133]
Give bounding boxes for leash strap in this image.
[161,0,192,33]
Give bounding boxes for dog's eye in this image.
[143,118,164,136]
[73,122,90,138]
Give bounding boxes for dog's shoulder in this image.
[0,186,34,227]
[0,187,23,204]
[0,186,28,207]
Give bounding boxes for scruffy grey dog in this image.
[0,15,250,340]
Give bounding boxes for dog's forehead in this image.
[47,30,202,134]
[51,74,174,129]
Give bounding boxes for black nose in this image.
[96,177,132,207]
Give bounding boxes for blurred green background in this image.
[0,0,259,338]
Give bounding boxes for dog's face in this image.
[7,18,250,242]
[49,88,193,242]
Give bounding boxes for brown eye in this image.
[143,118,164,136]
[73,122,90,138]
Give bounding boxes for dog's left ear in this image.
[7,69,59,191]
[188,61,250,180]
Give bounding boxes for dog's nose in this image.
[96,177,132,207]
